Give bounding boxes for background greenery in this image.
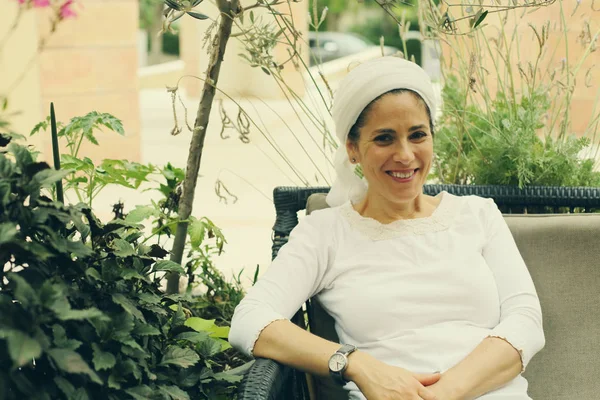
[0,112,251,400]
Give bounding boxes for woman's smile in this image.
[386,168,419,182]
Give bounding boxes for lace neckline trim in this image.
[339,191,460,240]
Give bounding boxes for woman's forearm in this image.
[253,319,346,378]
[434,336,522,400]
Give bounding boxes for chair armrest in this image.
[237,358,294,400]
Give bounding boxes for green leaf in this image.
[57,307,108,321]
[171,303,186,328]
[48,348,102,384]
[7,331,42,367]
[32,168,70,188]
[125,386,155,400]
[61,155,94,174]
[85,267,102,281]
[7,273,37,307]
[158,385,191,400]
[137,292,161,305]
[147,244,169,258]
[210,371,243,384]
[182,316,228,340]
[72,388,90,400]
[108,373,122,389]
[197,336,222,358]
[184,317,217,333]
[214,337,232,352]
[186,11,209,20]
[92,343,116,371]
[209,325,230,339]
[120,341,148,360]
[112,293,146,322]
[125,385,154,400]
[0,222,17,244]
[110,238,135,257]
[189,219,206,248]
[54,376,76,397]
[175,368,200,387]
[164,0,182,11]
[52,324,82,351]
[120,268,148,281]
[471,9,488,29]
[125,205,160,224]
[109,312,135,341]
[132,322,161,336]
[0,180,11,206]
[30,117,51,137]
[159,346,200,368]
[175,331,210,344]
[9,143,34,168]
[152,260,185,274]
[120,358,142,380]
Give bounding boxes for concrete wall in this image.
[0,1,44,151]
[440,1,600,137]
[1,0,142,163]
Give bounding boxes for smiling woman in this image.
[229,57,545,400]
[345,90,438,222]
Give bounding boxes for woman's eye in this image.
[410,131,427,140]
[374,134,393,142]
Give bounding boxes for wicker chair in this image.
[237,184,600,400]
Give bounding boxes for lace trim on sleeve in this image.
[486,335,526,373]
[249,318,287,357]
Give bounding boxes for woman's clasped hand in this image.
[346,352,447,400]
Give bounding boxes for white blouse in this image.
[229,192,545,399]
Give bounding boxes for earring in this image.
[351,158,356,163]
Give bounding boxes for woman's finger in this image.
[414,372,441,386]
[417,386,439,400]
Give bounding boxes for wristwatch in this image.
[328,344,358,385]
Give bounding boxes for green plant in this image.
[0,141,247,399]
[30,112,156,208]
[418,0,600,187]
[433,75,600,187]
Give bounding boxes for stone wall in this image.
[440,1,599,137]
[0,0,142,163]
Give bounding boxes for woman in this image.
[229,57,545,400]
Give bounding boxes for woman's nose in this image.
[392,142,415,164]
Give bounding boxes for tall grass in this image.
[416,0,600,187]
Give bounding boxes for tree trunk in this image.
[166,0,239,294]
[148,2,165,65]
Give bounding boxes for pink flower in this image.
[32,0,50,6]
[17,0,26,4]
[59,0,77,18]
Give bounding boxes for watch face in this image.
[328,353,346,373]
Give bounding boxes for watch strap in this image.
[330,344,357,385]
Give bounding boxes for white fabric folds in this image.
[326,56,438,207]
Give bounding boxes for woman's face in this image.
[346,92,433,204]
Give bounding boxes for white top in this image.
[229,192,545,399]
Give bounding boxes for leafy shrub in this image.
[432,75,600,188]
[0,139,246,399]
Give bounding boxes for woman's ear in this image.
[346,141,358,164]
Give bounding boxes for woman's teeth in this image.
[388,170,416,179]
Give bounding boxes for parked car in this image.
[308,31,398,65]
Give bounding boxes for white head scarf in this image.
[325,56,438,207]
